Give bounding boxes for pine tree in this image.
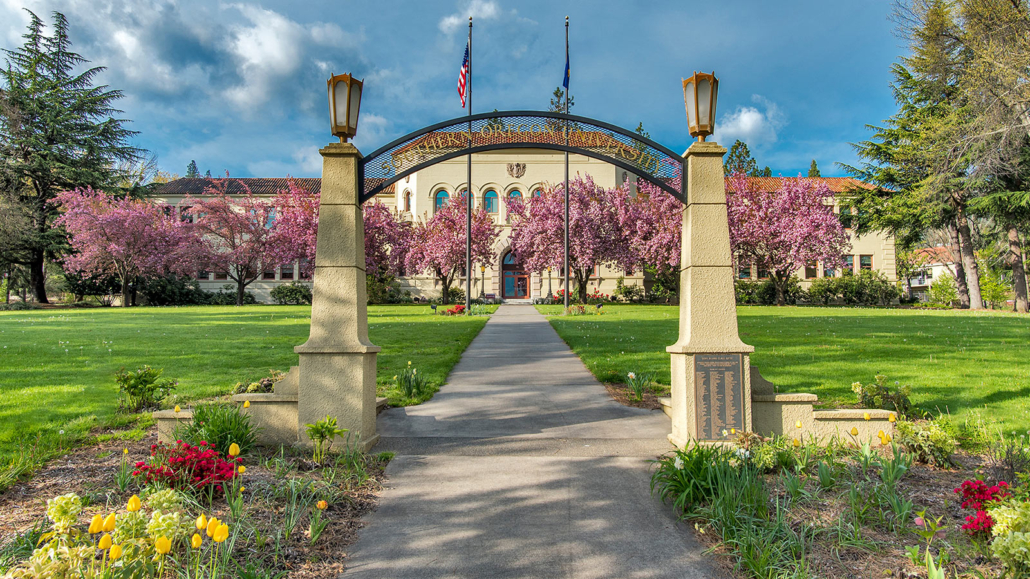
[808,160,821,177]
[0,11,142,303]
[762,166,772,177]
[204,170,211,178]
[548,87,574,113]
[724,140,759,176]
[185,160,200,178]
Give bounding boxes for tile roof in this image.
[728,176,876,193]
[152,178,322,197]
[914,245,957,264]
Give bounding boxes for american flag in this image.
[458,41,469,108]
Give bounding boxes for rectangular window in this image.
[757,267,770,280]
[280,263,294,280]
[179,206,193,223]
[839,209,854,229]
[262,270,276,280]
[299,259,312,279]
[926,268,933,279]
[214,272,228,281]
[197,271,210,280]
[824,265,836,278]
[843,255,854,274]
[805,263,818,279]
[738,266,751,280]
[265,209,276,229]
[860,255,872,271]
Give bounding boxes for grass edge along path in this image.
[537,304,1030,431]
[0,304,494,488]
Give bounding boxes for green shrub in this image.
[850,374,914,416]
[807,276,839,305]
[270,282,312,305]
[304,415,346,464]
[394,363,428,399]
[806,271,901,306]
[895,418,956,467]
[367,274,408,304]
[115,366,175,412]
[205,284,258,306]
[734,277,805,305]
[139,274,210,306]
[651,442,737,514]
[928,273,958,306]
[613,276,645,303]
[174,403,258,457]
[442,285,465,304]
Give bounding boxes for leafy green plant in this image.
[115,366,176,412]
[781,469,806,502]
[394,362,429,399]
[269,282,312,305]
[881,488,914,533]
[850,374,914,416]
[896,419,956,467]
[988,431,1030,481]
[875,443,913,489]
[309,503,329,545]
[625,372,654,401]
[0,519,49,573]
[281,479,315,542]
[853,441,876,476]
[816,460,836,491]
[650,442,735,515]
[114,447,133,493]
[305,415,346,464]
[174,403,258,457]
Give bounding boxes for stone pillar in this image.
[666,141,754,448]
[294,142,380,452]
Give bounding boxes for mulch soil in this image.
[603,382,667,410]
[0,428,385,579]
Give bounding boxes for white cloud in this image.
[438,0,500,34]
[714,94,786,149]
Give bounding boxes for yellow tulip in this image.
[863,412,871,421]
[174,405,181,413]
[407,361,411,366]
[127,495,141,512]
[792,438,801,447]
[89,514,104,534]
[196,514,207,530]
[878,430,885,438]
[103,513,116,532]
[243,400,250,408]
[206,517,219,538]
[888,413,896,423]
[884,434,892,443]
[213,524,229,543]
[317,500,328,510]
[795,420,802,429]
[228,443,241,457]
[109,544,123,560]
[122,448,128,455]
[98,533,112,550]
[155,536,171,555]
[191,533,203,549]
[850,427,859,436]
[238,465,246,474]
[240,486,246,492]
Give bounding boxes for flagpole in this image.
[563,15,570,310]
[465,16,473,313]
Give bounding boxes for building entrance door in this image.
[501,252,529,299]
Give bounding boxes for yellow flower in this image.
[239,486,246,492]
[191,533,203,549]
[206,517,220,538]
[155,536,171,555]
[228,443,241,457]
[98,533,112,550]
[123,448,128,455]
[413,369,416,375]
[863,412,871,421]
[884,434,892,443]
[89,514,104,534]
[795,420,803,429]
[238,465,246,474]
[243,400,251,409]
[109,544,123,560]
[103,513,116,532]
[213,524,229,543]
[730,428,736,435]
[317,500,328,510]
[174,405,181,413]
[850,427,859,436]
[878,430,885,438]
[792,438,801,447]
[127,495,141,512]
[888,413,896,423]
[393,376,398,380]
[407,361,411,366]
[196,514,207,530]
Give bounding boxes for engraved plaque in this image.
[694,354,745,440]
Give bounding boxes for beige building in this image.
[151,155,896,303]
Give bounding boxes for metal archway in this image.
[359,110,686,204]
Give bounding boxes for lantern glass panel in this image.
[710,80,718,133]
[349,81,361,129]
[334,80,349,132]
[697,78,712,128]
[684,80,696,127]
[327,84,336,128]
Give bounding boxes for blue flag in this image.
[563,53,569,89]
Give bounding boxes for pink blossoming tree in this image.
[271,179,320,278]
[364,201,412,277]
[727,175,850,305]
[506,176,636,304]
[55,187,201,306]
[405,194,498,304]
[616,178,683,300]
[186,179,295,305]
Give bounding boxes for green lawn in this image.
[0,305,491,462]
[538,305,1030,430]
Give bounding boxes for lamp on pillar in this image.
[327,73,363,142]
[480,265,486,298]
[682,71,718,142]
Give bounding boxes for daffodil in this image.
[206,517,220,538]
[110,544,123,560]
[155,536,171,555]
[127,495,141,512]
[103,513,116,532]
[191,533,203,549]
[196,514,207,530]
[228,443,241,457]
[317,500,328,510]
[213,524,229,543]
[98,533,112,550]
[89,514,104,534]
[243,400,250,408]
[238,465,246,474]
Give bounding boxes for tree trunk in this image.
[439,269,452,305]
[120,277,131,307]
[236,282,246,306]
[956,211,983,310]
[1009,224,1029,314]
[947,220,970,308]
[576,269,589,304]
[4,266,10,304]
[773,273,787,306]
[29,251,49,304]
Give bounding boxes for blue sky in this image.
[1,0,903,179]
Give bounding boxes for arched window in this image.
[508,190,522,199]
[434,190,449,212]
[404,191,411,212]
[484,190,498,213]
[532,189,542,198]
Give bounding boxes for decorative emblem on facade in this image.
[507,163,527,178]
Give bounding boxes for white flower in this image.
[58,430,64,435]
[673,456,684,470]
[627,372,636,380]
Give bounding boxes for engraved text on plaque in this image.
[694,354,745,440]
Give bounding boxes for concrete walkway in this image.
[344,305,724,579]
